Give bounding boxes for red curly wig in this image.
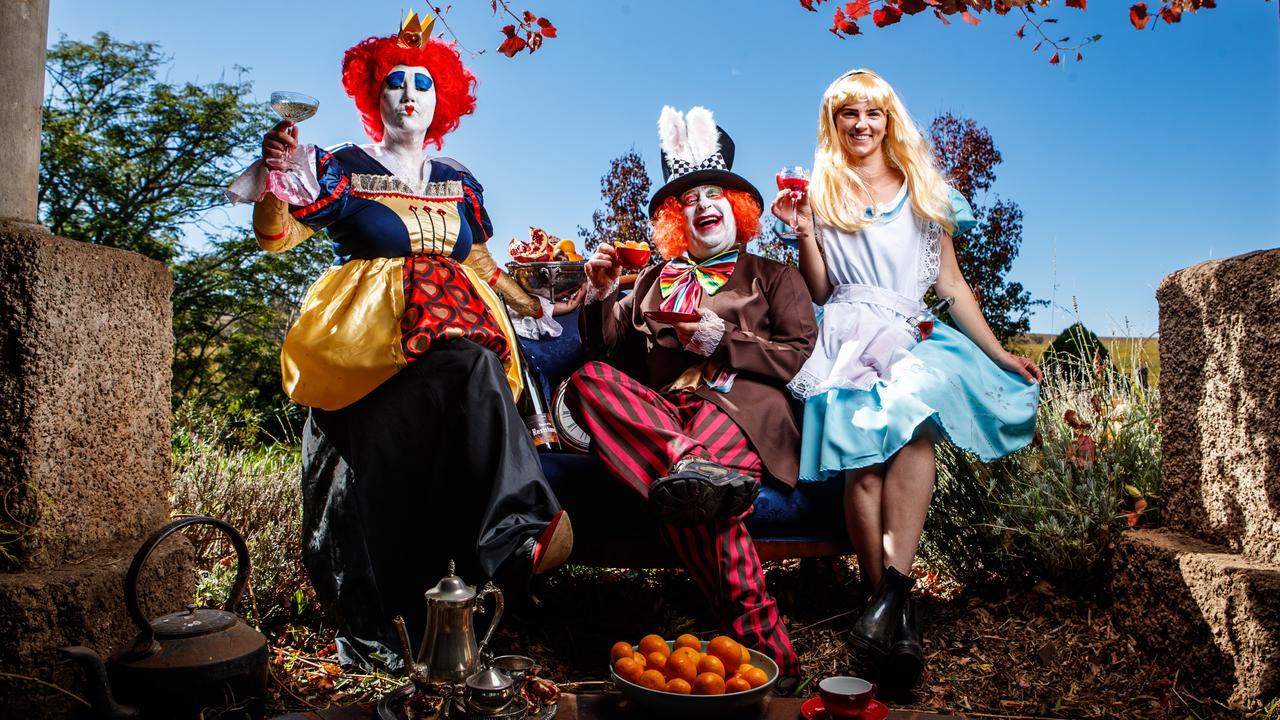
[650,189,762,260]
[341,35,477,150]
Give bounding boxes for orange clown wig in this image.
[341,35,477,150]
[649,189,762,260]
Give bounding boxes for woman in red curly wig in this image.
[566,106,817,677]
[225,12,571,672]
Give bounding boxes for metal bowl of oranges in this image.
[608,634,778,717]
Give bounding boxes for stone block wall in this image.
[0,225,174,570]
[1156,248,1280,566]
[1112,248,1280,709]
[0,220,193,718]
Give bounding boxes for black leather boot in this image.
[888,595,924,679]
[849,566,915,658]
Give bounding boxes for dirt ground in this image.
[269,558,1265,719]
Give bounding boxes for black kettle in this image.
[63,516,269,719]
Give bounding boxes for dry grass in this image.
[1014,334,1161,386]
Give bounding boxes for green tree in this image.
[40,33,269,261]
[39,33,321,420]
[578,148,653,258]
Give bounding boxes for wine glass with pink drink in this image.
[774,166,810,247]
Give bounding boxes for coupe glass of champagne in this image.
[774,166,810,247]
[266,91,319,203]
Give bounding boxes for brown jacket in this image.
[579,251,817,487]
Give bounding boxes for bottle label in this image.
[525,413,561,448]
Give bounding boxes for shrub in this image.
[921,345,1160,591]
[171,403,313,629]
[1041,322,1112,381]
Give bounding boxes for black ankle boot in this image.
[888,595,924,679]
[850,566,915,658]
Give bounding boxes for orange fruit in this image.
[725,675,752,693]
[696,654,725,678]
[638,669,666,690]
[739,644,751,665]
[638,634,668,658]
[674,633,701,651]
[632,652,647,669]
[610,641,634,664]
[741,666,769,688]
[614,656,643,684]
[665,678,692,694]
[706,636,742,671]
[665,653,697,683]
[736,663,756,677]
[645,651,667,675]
[693,672,726,695]
[670,646,699,662]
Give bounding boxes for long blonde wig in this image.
[810,69,954,234]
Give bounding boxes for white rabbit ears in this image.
[658,106,721,168]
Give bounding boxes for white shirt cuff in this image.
[510,295,563,340]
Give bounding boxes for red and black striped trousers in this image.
[566,361,799,675]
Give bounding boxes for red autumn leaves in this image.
[1129,1,1216,30]
[800,0,1225,64]
[498,9,557,57]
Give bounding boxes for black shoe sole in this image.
[650,469,760,527]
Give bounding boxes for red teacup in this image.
[615,244,651,270]
[817,676,877,718]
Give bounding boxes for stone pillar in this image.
[1111,248,1280,709]
[0,4,194,717]
[0,0,49,223]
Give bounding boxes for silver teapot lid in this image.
[466,667,514,693]
[424,560,475,604]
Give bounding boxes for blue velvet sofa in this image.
[521,310,851,568]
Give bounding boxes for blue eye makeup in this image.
[384,71,434,92]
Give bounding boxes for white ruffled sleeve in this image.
[224,144,321,205]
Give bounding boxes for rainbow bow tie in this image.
[658,250,739,314]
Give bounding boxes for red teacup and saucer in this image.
[800,696,889,720]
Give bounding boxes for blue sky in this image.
[47,1,1279,335]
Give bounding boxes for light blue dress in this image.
[788,185,1039,480]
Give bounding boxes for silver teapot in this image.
[394,560,505,687]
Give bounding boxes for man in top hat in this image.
[565,107,817,675]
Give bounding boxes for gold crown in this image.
[397,10,436,49]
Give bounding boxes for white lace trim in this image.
[350,174,462,199]
[584,277,620,304]
[917,220,942,295]
[786,368,826,399]
[509,295,563,340]
[685,309,725,356]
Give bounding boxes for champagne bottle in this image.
[502,297,561,451]
[519,346,561,452]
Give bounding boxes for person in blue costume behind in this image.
[772,69,1042,685]
[226,11,572,672]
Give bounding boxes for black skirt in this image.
[300,338,560,671]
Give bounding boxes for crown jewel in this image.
[397,10,436,49]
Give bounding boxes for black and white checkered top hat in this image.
[648,106,762,217]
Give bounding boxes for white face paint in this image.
[680,185,737,259]
[379,64,436,140]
